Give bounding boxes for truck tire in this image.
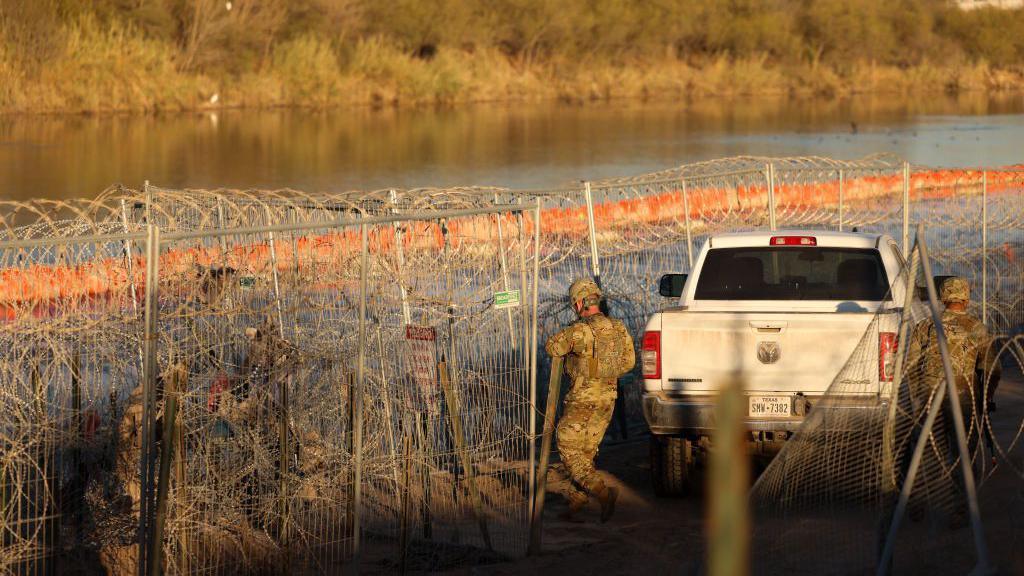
[650,435,692,497]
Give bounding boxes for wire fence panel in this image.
[357,209,537,569]
[0,233,144,575]
[133,205,538,574]
[749,236,990,575]
[772,157,904,231]
[149,220,360,575]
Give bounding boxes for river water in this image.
[1,92,1023,201]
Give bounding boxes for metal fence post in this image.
[143,180,152,225]
[681,179,694,269]
[583,182,602,286]
[982,170,988,327]
[121,196,148,400]
[120,199,141,314]
[353,222,368,567]
[837,169,845,232]
[529,357,563,555]
[389,190,412,325]
[902,162,910,256]
[215,197,230,258]
[264,207,287,333]
[263,206,291,561]
[149,363,183,576]
[137,223,161,576]
[494,194,517,351]
[766,163,777,231]
[514,205,532,513]
[528,199,542,532]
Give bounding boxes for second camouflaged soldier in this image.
[546,278,635,522]
[906,276,1001,461]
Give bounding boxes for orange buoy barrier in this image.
[2,167,1023,320]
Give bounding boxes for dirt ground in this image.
[440,370,1024,576]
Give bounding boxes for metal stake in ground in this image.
[528,356,563,556]
[137,223,161,576]
[353,222,369,565]
[438,358,493,551]
[399,429,412,574]
[415,413,433,539]
[148,363,185,576]
[437,217,492,550]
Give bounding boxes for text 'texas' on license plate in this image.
[748,395,791,418]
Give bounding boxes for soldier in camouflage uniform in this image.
[546,278,635,522]
[906,276,1001,469]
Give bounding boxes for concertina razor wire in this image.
[2,154,1024,574]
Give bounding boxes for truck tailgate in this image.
[658,311,879,395]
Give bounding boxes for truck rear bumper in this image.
[642,393,885,436]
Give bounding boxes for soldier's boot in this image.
[597,485,618,523]
[558,496,587,523]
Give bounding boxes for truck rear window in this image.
[694,247,890,301]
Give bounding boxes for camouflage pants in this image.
[556,378,616,505]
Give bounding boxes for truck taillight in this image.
[642,331,661,379]
[879,332,897,382]
[770,236,817,246]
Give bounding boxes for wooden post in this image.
[148,364,184,576]
[345,372,355,539]
[353,223,369,563]
[174,368,189,576]
[438,360,492,551]
[398,430,412,574]
[528,357,563,555]
[278,373,290,550]
[708,377,749,576]
[415,414,432,539]
[71,349,83,494]
[376,330,402,492]
[137,223,161,576]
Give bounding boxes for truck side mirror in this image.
[658,274,687,298]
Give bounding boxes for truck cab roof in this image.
[708,230,887,250]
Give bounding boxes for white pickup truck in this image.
[641,231,907,495]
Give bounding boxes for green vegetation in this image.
[1,0,1023,113]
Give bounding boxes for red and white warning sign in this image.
[405,325,439,412]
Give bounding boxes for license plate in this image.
[748,395,791,418]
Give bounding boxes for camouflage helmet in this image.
[569,278,602,305]
[940,276,970,304]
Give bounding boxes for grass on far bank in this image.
[1,16,1023,115]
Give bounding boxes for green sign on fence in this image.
[494,290,521,310]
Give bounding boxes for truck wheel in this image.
[650,435,693,497]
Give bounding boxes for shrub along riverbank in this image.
[2,0,1024,114]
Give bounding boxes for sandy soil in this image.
[439,370,1024,576]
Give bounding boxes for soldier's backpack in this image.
[581,314,630,379]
